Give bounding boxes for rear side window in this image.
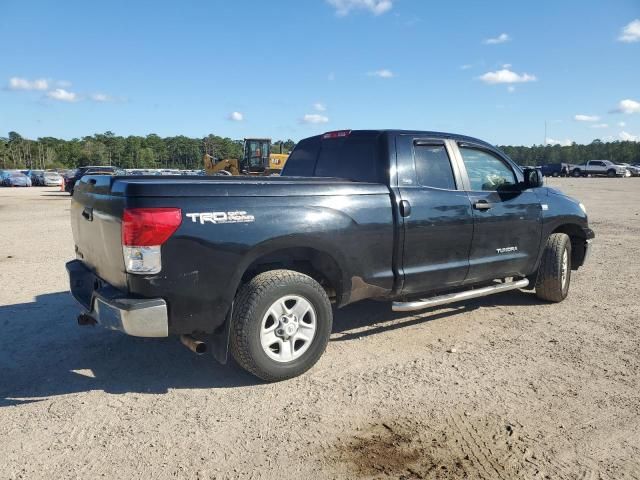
[282,136,321,176]
[414,144,456,190]
[459,147,517,191]
[282,132,383,183]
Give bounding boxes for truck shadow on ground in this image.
[0,289,539,407]
[332,289,540,342]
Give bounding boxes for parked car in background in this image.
[541,163,574,177]
[618,163,640,177]
[27,170,45,185]
[1,170,32,187]
[42,170,64,186]
[65,166,124,195]
[570,160,627,177]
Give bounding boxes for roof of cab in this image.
[314,129,496,150]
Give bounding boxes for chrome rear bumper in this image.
[66,260,168,337]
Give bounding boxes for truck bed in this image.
[70,174,397,334]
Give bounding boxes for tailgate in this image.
[70,175,127,289]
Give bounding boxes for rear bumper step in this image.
[392,278,529,312]
[66,260,168,337]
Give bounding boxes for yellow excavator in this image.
[203,138,289,176]
[203,154,241,176]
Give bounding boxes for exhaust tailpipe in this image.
[77,313,97,326]
[180,334,207,355]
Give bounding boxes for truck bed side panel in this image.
[125,192,395,334]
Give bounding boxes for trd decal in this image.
[186,211,255,224]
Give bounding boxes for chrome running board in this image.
[392,278,529,312]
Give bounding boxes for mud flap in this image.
[207,303,233,364]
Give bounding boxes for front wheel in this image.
[230,270,333,382]
[535,233,572,302]
[607,169,617,177]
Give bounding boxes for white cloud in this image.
[327,0,392,16]
[546,137,573,146]
[301,114,329,124]
[90,93,112,102]
[313,102,327,112]
[46,88,78,102]
[8,77,49,91]
[367,69,395,78]
[574,114,600,122]
[619,131,639,141]
[228,111,244,121]
[618,19,640,43]
[502,63,512,69]
[613,98,640,114]
[484,33,510,45]
[591,123,609,129]
[618,121,626,127]
[478,69,536,84]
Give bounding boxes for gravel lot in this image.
[1,179,639,479]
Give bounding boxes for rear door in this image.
[395,135,474,295]
[588,161,606,174]
[452,142,542,283]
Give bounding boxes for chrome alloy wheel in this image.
[561,249,569,288]
[260,295,317,363]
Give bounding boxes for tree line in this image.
[499,139,640,166]
[0,132,296,171]
[1,131,638,170]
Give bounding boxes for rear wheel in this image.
[572,169,581,177]
[230,270,333,382]
[535,233,572,302]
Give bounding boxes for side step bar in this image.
[392,278,529,312]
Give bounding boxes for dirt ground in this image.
[1,179,639,479]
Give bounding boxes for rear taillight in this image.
[121,208,181,274]
[122,208,181,246]
[322,130,351,139]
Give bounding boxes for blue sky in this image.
[1,0,639,145]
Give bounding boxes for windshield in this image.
[244,139,270,170]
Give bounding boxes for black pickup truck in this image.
[66,130,594,381]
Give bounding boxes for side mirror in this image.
[523,168,543,189]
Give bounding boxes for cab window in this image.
[413,144,456,190]
[459,147,517,191]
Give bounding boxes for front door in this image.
[454,143,542,283]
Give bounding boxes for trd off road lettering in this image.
[186,211,255,224]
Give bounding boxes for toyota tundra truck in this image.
[66,130,594,381]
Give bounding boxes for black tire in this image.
[572,169,581,177]
[607,169,616,177]
[534,233,572,302]
[230,269,332,382]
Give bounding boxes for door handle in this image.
[400,200,411,217]
[82,207,93,221]
[473,200,492,210]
